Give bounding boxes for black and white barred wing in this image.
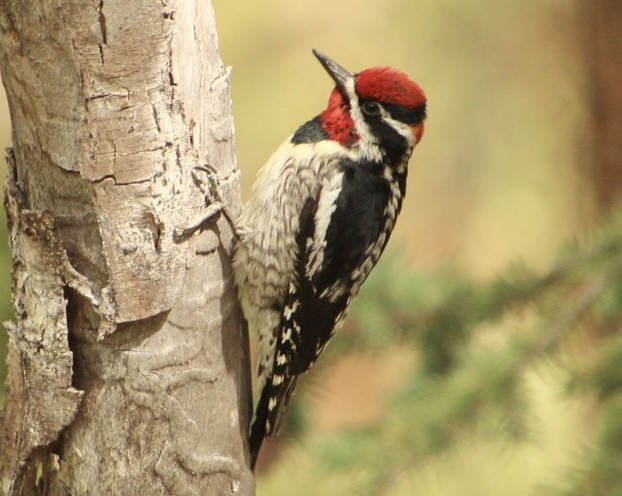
[249,158,399,466]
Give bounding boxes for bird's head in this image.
[314,49,427,161]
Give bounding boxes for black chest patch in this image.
[314,158,398,294]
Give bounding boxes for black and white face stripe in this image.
[337,77,384,162]
[337,75,426,164]
[361,103,416,165]
[378,101,427,125]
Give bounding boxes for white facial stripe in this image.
[344,79,374,143]
[306,171,344,279]
[342,77,383,162]
[379,108,417,143]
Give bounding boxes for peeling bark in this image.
[0,1,253,494]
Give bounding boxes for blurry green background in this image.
[1,0,620,494]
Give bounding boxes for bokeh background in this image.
[217,0,594,275]
[1,0,621,494]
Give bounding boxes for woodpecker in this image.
[232,49,427,469]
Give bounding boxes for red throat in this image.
[319,88,359,147]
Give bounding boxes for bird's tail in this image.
[249,384,270,470]
[248,375,297,470]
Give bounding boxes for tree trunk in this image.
[583,0,622,213]
[0,1,253,495]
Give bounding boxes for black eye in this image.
[361,101,381,116]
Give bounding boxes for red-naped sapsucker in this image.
[232,50,427,468]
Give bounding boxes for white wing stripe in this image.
[305,171,344,280]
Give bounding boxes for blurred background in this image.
[216,0,597,275]
[2,0,621,494]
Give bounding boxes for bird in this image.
[232,49,427,469]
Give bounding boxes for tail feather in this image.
[249,385,270,470]
[249,374,298,470]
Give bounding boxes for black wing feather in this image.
[313,159,392,295]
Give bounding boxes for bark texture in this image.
[0,1,253,494]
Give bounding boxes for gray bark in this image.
[0,1,253,494]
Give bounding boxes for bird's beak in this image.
[312,49,353,96]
